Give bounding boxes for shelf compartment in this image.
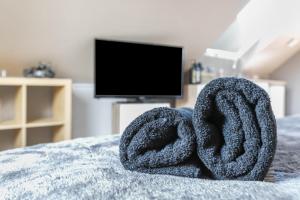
[0,85,24,125]
[26,118,64,128]
[26,126,63,146]
[0,129,25,150]
[27,86,54,123]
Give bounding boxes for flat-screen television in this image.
[94,39,183,99]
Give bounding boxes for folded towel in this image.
[193,77,277,181]
[119,107,203,178]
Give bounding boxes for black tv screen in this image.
[95,39,183,98]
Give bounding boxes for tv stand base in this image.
[112,101,171,133]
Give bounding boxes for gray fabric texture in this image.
[119,107,203,178]
[193,77,277,181]
[0,116,300,200]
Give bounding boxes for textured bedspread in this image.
[0,117,300,200]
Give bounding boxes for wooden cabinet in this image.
[0,78,72,150]
[176,79,286,118]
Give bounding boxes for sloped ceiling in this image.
[0,0,244,82]
[203,0,300,78]
[242,36,300,77]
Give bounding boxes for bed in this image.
[0,116,300,200]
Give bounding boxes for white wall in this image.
[271,52,300,115]
[72,84,122,137]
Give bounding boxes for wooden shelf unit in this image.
[0,78,72,150]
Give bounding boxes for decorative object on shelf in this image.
[24,62,55,78]
[189,60,203,84]
[0,69,7,78]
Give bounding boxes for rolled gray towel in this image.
[120,107,203,178]
[193,77,277,181]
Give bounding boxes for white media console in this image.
[112,102,170,134]
[176,79,286,118]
